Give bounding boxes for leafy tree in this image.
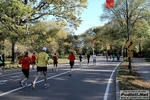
[99,0,150,56]
[0,0,88,63]
[100,0,150,38]
[0,0,33,63]
[27,21,68,55]
[80,31,94,55]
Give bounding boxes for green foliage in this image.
[0,0,88,62]
[68,49,76,55]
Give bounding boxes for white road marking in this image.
[0,65,88,97]
[0,58,121,99]
[0,83,5,85]
[13,79,21,82]
[0,80,8,83]
[1,72,22,77]
[0,71,70,97]
[103,61,123,100]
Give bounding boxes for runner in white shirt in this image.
[92,54,97,65]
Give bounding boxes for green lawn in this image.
[3,57,70,69]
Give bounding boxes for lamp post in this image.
[91,40,94,55]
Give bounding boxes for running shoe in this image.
[19,81,24,87]
[32,82,35,90]
[25,84,28,88]
[44,84,49,89]
[0,73,3,76]
[69,73,71,77]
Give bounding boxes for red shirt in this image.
[31,54,36,62]
[68,54,75,61]
[18,56,32,69]
[53,55,58,60]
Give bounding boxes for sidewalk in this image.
[116,58,150,100]
[132,58,150,84]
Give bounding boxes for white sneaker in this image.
[0,73,2,76]
[19,81,24,87]
[32,82,35,90]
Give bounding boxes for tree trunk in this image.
[11,41,15,64]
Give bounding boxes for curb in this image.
[116,59,124,100]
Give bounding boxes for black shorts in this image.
[53,60,58,64]
[0,63,4,67]
[37,67,47,72]
[22,69,29,78]
[70,61,74,68]
[32,61,36,64]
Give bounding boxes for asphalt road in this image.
[0,56,121,100]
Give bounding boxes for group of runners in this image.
[79,54,97,65]
[1,47,97,90]
[18,47,76,89]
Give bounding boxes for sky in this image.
[74,0,106,35]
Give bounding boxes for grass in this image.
[118,60,150,90]
[2,57,70,70]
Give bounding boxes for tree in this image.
[99,0,150,57]
[0,0,33,63]
[100,0,150,38]
[0,0,88,63]
[28,21,68,54]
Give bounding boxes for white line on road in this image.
[2,72,22,77]
[0,64,89,97]
[0,60,121,99]
[103,61,122,100]
[0,71,70,97]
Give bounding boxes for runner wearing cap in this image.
[32,47,49,89]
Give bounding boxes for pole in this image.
[92,40,94,55]
[126,0,131,74]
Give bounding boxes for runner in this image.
[79,54,82,65]
[0,52,4,76]
[68,52,76,76]
[92,54,97,65]
[87,54,90,65]
[18,51,32,87]
[31,52,36,70]
[52,53,58,72]
[32,47,49,89]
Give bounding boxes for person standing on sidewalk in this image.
[52,53,58,72]
[68,52,76,76]
[32,47,49,89]
[31,52,36,70]
[18,51,32,87]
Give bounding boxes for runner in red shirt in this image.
[68,52,76,76]
[52,53,58,72]
[18,51,32,87]
[31,52,36,70]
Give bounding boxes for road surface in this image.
[0,56,121,100]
